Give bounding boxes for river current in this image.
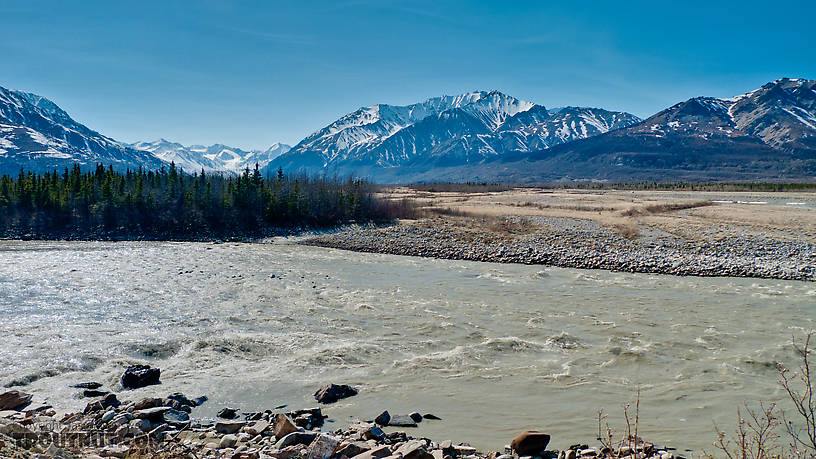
[1,240,814,453]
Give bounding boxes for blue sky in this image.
[1,0,813,149]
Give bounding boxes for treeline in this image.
[0,163,413,240]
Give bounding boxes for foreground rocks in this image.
[0,385,686,459]
[302,218,816,282]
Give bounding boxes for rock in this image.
[350,445,392,459]
[220,434,239,449]
[129,418,151,433]
[361,425,386,441]
[374,410,391,426]
[273,413,300,438]
[565,450,576,459]
[99,445,130,458]
[134,397,164,410]
[216,420,246,434]
[71,382,103,389]
[335,441,371,458]
[100,410,116,423]
[395,439,434,459]
[134,407,170,421]
[166,392,195,407]
[388,415,418,427]
[313,383,358,404]
[84,401,104,413]
[99,393,120,409]
[275,431,317,449]
[83,390,109,398]
[162,409,190,425]
[245,420,269,436]
[111,412,134,425]
[192,395,208,406]
[306,433,341,459]
[218,407,239,419]
[510,431,551,456]
[409,412,423,423]
[0,390,32,411]
[423,413,441,420]
[121,364,160,389]
[0,421,33,438]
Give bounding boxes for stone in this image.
[313,384,358,404]
[131,398,161,411]
[361,425,386,441]
[423,413,442,420]
[220,434,239,449]
[192,395,209,406]
[99,445,130,458]
[0,421,33,438]
[306,433,341,459]
[245,420,270,436]
[0,390,32,411]
[162,409,190,425]
[166,392,195,407]
[275,431,317,449]
[121,364,161,389]
[565,451,576,459]
[388,415,418,427]
[374,410,391,426]
[350,445,392,459]
[395,439,434,459]
[129,418,151,433]
[82,390,109,398]
[335,441,371,458]
[100,410,116,423]
[71,382,103,390]
[134,407,170,421]
[409,412,423,423]
[510,431,551,456]
[99,393,120,409]
[273,413,300,438]
[111,412,134,425]
[218,407,239,419]
[216,420,246,434]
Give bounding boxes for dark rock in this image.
[100,393,120,409]
[215,420,245,434]
[374,410,391,426]
[0,391,32,411]
[162,409,190,426]
[166,393,195,407]
[82,390,109,398]
[350,445,392,459]
[361,425,386,441]
[314,383,358,404]
[191,395,208,406]
[395,439,434,459]
[336,441,371,458]
[121,365,160,389]
[217,407,238,419]
[511,431,551,456]
[134,407,171,421]
[409,412,423,423]
[422,413,441,420]
[388,415,418,427]
[275,431,316,448]
[71,382,103,390]
[134,398,164,411]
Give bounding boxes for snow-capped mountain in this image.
[0,86,164,175]
[497,78,816,182]
[129,140,290,174]
[266,90,640,179]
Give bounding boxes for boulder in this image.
[0,390,32,411]
[395,440,434,459]
[162,409,190,425]
[134,407,171,421]
[215,420,246,435]
[275,431,317,449]
[306,433,341,459]
[313,384,358,404]
[273,413,300,438]
[121,365,160,389]
[335,441,371,458]
[350,445,392,459]
[220,434,238,449]
[100,393,120,409]
[134,397,164,410]
[71,382,103,390]
[217,407,239,419]
[409,412,423,423]
[245,420,269,436]
[510,431,551,456]
[99,444,130,458]
[374,410,391,426]
[388,415,418,427]
[166,392,195,407]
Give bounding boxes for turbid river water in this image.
[1,240,814,453]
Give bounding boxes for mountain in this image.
[496,78,816,182]
[0,86,164,175]
[129,140,290,174]
[266,90,641,181]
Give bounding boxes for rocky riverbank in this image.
[300,217,816,281]
[0,386,684,459]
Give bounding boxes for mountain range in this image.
[2,78,815,181]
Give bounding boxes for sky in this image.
[1,0,814,149]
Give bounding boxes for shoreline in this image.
[0,386,685,459]
[300,218,816,282]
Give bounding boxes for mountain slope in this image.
[130,140,290,174]
[0,86,165,175]
[266,90,641,180]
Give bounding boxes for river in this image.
[1,240,814,453]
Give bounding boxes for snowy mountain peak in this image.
[130,140,291,174]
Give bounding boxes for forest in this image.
[0,163,412,240]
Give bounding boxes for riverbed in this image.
[1,240,813,453]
